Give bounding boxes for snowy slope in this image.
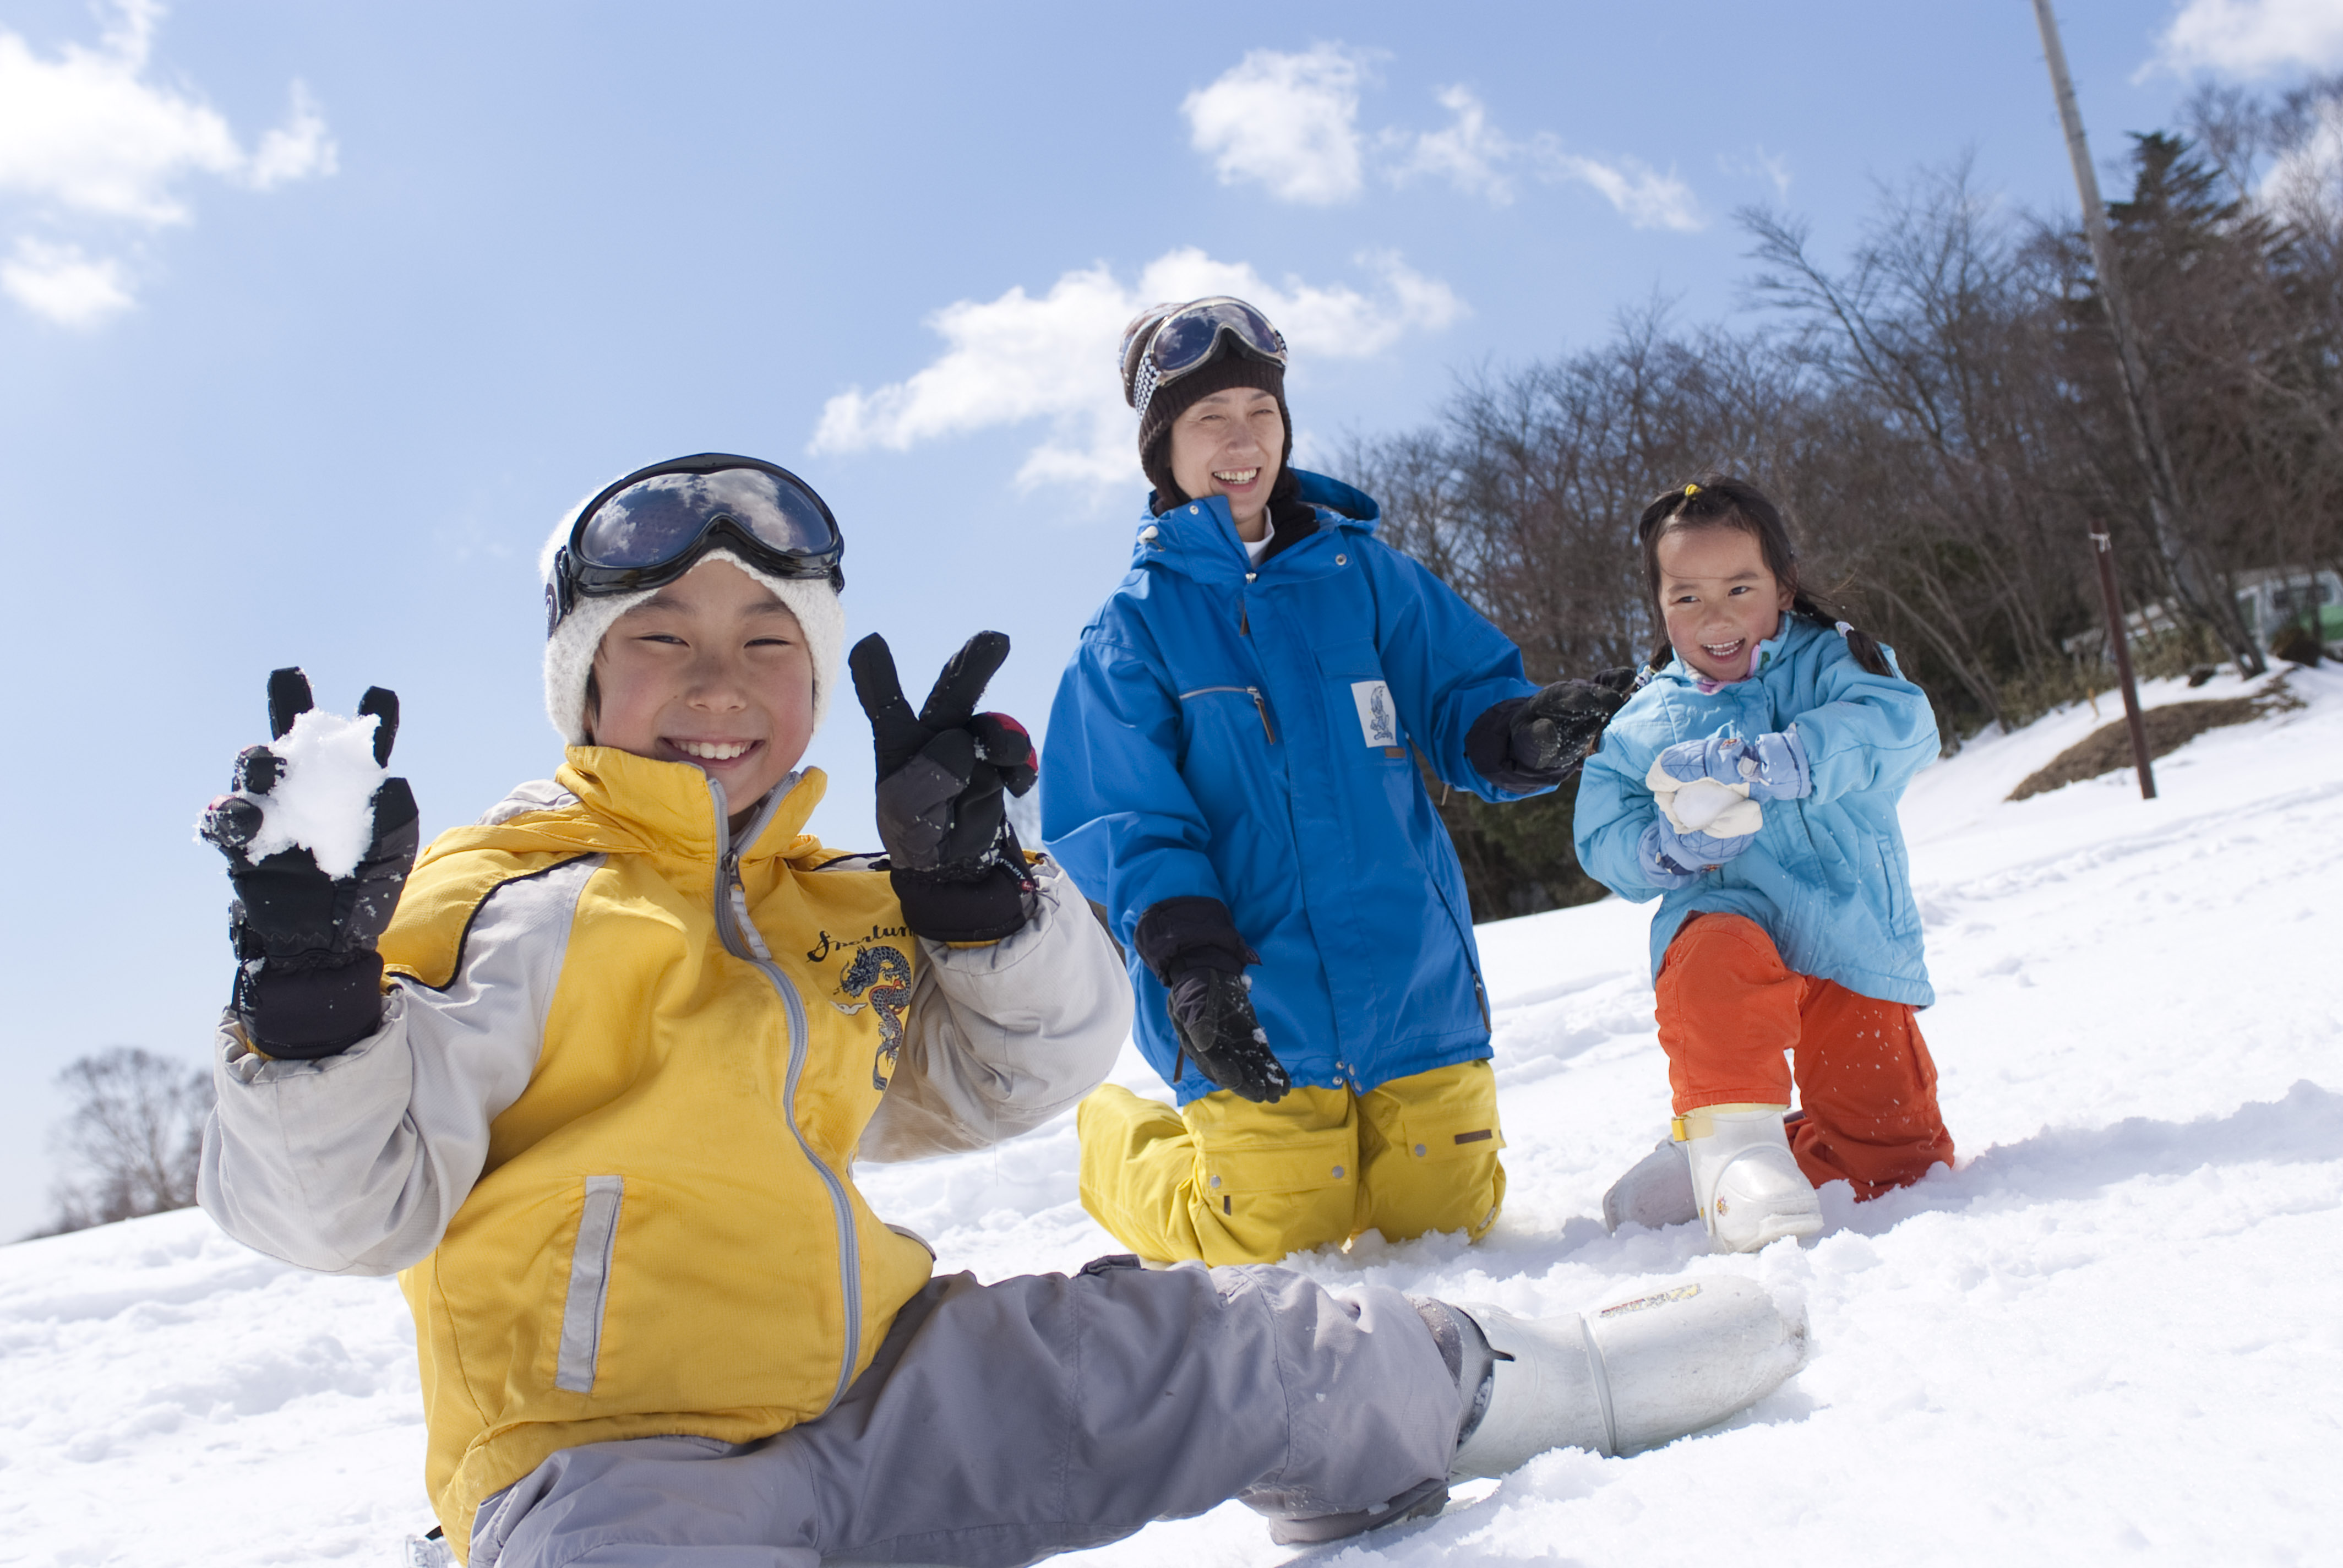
[4,667,2337,1566]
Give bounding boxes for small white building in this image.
[2231,565,2342,651]
[2062,565,2342,663]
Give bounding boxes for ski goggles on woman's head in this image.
[1121,296,1288,421]
[549,454,844,632]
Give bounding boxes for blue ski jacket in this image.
[1043,471,1542,1104]
[1573,616,1941,1006]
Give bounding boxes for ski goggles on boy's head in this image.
[1121,297,1288,421]
[549,454,844,633]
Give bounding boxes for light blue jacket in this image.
[1042,472,1541,1103]
[1573,616,1940,1006]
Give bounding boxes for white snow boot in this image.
[1601,1136,1698,1232]
[1447,1276,1805,1476]
[1680,1104,1823,1253]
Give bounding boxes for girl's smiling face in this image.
[1655,522,1796,684]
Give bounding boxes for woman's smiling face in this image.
[1655,522,1796,684]
[1168,386,1283,539]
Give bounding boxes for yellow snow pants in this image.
[1076,1058,1507,1266]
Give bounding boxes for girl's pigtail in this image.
[1841,624,1892,678]
[1649,631,1675,672]
[1790,592,1892,677]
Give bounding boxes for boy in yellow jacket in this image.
[197,454,1803,1567]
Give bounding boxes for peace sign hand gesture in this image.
[850,631,1039,944]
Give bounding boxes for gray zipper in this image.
[706,777,864,1412]
[1421,868,1491,1037]
[1178,684,1278,743]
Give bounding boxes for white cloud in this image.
[0,1,336,324]
[247,83,339,190]
[1392,85,1523,204]
[1386,85,1704,230]
[1720,146,1794,199]
[1549,151,1705,233]
[2260,92,2343,226]
[812,247,1465,490]
[2,238,134,327]
[1183,44,1370,205]
[1196,58,1705,231]
[2152,0,2343,77]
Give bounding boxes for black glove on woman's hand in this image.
[851,631,1039,943]
[1134,895,1289,1103]
[197,668,419,1059]
[1165,970,1290,1103]
[1465,667,1639,791]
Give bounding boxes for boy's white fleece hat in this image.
[539,488,846,748]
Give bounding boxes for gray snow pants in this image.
[467,1258,1463,1568]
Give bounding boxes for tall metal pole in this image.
[2030,0,2265,680]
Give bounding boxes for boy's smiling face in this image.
[1656,522,1796,684]
[589,558,815,821]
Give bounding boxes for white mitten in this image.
[1646,757,1766,840]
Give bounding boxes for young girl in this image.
[1573,475,1954,1254]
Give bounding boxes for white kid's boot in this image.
[1680,1104,1823,1253]
[1447,1276,1805,1476]
[1601,1137,1698,1232]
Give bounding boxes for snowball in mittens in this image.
[239,710,389,879]
[1645,755,1766,840]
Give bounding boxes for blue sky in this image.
[0,0,2330,1238]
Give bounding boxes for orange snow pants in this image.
[1658,913,1953,1200]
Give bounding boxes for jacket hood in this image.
[415,747,830,872]
[1130,469,1381,583]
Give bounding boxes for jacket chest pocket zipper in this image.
[1179,684,1278,743]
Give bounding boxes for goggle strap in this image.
[548,553,574,636]
[1131,306,1286,425]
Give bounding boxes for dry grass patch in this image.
[2008,680,2304,802]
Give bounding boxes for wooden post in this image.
[2091,529,2156,799]
[2031,0,2265,679]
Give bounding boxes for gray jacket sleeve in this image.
[196,859,595,1277]
[857,858,1131,1163]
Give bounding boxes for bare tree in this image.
[1338,86,2343,917]
[36,1048,214,1237]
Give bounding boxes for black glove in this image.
[1135,896,1289,1104]
[198,668,419,1059]
[1465,667,1639,791]
[850,630,1039,943]
[1166,970,1290,1104]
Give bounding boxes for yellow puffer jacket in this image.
[203,741,1126,1558]
[380,749,938,1547]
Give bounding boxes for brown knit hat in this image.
[1137,355,1293,510]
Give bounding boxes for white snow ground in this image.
[4,666,2337,1566]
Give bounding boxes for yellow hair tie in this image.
[1683,483,1701,497]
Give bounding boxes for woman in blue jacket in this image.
[1043,297,1626,1265]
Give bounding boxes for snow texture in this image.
[10,666,2340,1565]
[238,709,386,879]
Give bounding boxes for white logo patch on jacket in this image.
[1350,680,1398,747]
